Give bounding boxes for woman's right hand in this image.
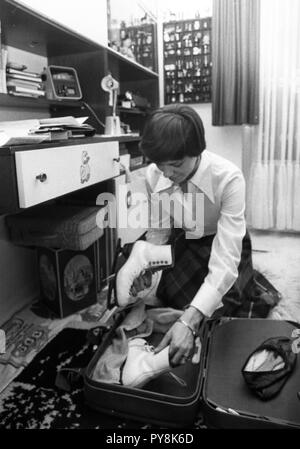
[130,271,152,297]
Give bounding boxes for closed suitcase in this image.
[83,316,300,429]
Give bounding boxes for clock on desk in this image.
[43,65,82,100]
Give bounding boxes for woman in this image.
[118,104,256,367]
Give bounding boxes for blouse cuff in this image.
[190,282,223,318]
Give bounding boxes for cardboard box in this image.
[38,242,98,318]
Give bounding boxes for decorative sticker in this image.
[80,150,91,184]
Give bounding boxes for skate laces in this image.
[143,343,187,387]
[144,342,155,353]
[168,372,187,387]
[128,340,154,351]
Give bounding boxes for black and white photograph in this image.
[0,0,299,435]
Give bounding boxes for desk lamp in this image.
[101,74,121,136]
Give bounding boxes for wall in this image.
[159,0,212,21]
[0,48,49,326]
[157,70,243,170]
[0,2,243,326]
[108,0,158,25]
[0,218,39,326]
[16,0,108,46]
[156,2,243,171]
[193,103,243,169]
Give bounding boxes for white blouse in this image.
[145,150,247,317]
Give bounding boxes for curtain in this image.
[212,0,260,125]
[247,0,300,232]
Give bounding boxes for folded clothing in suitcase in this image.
[5,204,104,251]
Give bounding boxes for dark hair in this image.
[140,104,206,163]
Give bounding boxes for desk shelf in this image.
[118,107,149,116]
[0,93,82,110]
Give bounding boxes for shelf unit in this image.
[0,0,157,215]
[106,45,159,81]
[0,0,159,133]
[120,23,158,73]
[164,17,212,105]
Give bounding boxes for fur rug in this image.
[251,230,300,323]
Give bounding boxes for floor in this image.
[0,229,299,429]
[250,229,300,323]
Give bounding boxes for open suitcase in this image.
[84,306,204,428]
[83,313,300,429]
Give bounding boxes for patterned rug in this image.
[0,328,206,429]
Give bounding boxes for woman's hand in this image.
[129,271,152,297]
[154,306,204,366]
[154,320,195,366]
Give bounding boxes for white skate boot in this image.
[116,240,173,307]
[121,338,171,388]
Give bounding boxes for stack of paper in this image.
[0,116,95,147]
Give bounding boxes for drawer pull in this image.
[126,190,132,208]
[36,173,47,183]
[113,157,120,163]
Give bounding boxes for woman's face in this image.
[156,156,199,185]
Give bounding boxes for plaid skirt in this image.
[156,229,263,318]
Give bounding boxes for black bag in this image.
[235,269,282,319]
[252,269,282,308]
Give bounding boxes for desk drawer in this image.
[15,141,120,208]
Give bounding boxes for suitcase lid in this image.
[202,318,300,428]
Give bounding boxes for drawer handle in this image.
[126,190,132,208]
[36,173,47,183]
[113,157,120,163]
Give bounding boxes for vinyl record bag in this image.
[83,316,300,429]
[5,204,104,251]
